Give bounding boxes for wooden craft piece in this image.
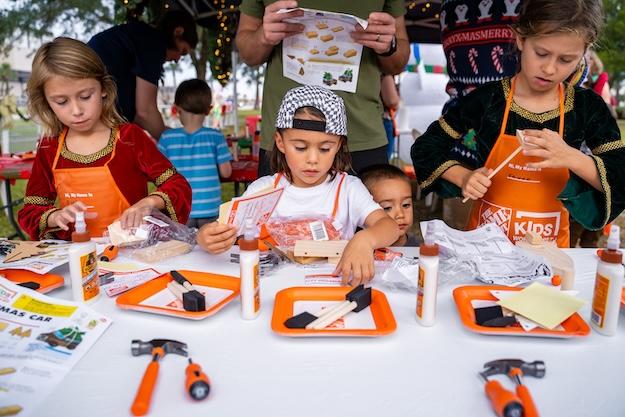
[293,240,348,258]
[516,231,575,290]
[3,241,46,263]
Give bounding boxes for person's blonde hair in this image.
[27,37,124,136]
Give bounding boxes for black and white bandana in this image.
[275,85,348,136]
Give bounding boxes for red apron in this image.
[52,128,130,237]
[467,77,570,247]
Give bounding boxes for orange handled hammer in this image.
[130,339,187,416]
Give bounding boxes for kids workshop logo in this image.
[512,210,561,241]
[480,202,512,234]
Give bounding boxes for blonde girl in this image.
[19,37,191,240]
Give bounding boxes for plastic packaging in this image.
[240,218,260,320]
[71,211,90,242]
[68,241,100,304]
[122,209,197,262]
[590,225,623,336]
[416,223,440,327]
[264,215,342,248]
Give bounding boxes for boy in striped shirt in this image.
[159,79,232,228]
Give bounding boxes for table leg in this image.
[3,180,25,240]
[234,182,240,197]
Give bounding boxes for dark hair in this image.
[514,0,603,46]
[175,78,212,114]
[158,10,198,49]
[270,106,351,182]
[360,164,410,189]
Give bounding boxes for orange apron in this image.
[52,128,130,237]
[467,77,570,247]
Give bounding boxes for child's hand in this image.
[335,231,375,287]
[47,201,95,231]
[120,196,162,229]
[522,129,579,169]
[197,222,238,254]
[461,167,493,201]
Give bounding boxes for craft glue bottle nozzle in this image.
[71,211,90,243]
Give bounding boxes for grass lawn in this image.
[2,117,625,242]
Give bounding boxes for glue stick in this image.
[71,211,90,242]
[590,225,623,336]
[240,218,260,320]
[416,223,440,327]
[68,241,100,304]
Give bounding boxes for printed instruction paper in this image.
[279,8,368,93]
[0,278,111,417]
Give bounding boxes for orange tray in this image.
[116,270,240,320]
[271,286,396,337]
[1,269,64,293]
[621,287,625,309]
[453,285,590,338]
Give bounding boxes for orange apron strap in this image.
[499,77,517,137]
[331,173,346,219]
[104,128,119,165]
[557,83,565,136]
[273,173,283,189]
[52,128,68,170]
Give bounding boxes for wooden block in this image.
[326,257,341,265]
[293,240,348,258]
[517,235,575,290]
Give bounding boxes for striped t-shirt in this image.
[159,127,232,218]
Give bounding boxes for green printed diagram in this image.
[37,326,85,350]
[322,72,337,86]
[338,69,353,83]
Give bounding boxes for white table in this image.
[37,248,624,417]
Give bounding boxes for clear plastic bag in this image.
[122,210,197,263]
[124,210,197,249]
[264,215,342,248]
[376,257,419,292]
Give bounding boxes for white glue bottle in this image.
[416,223,440,327]
[68,241,100,304]
[590,225,624,336]
[71,211,90,242]
[239,218,260,320]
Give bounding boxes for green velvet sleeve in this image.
[410,81,502,198]
[559,89,625,230]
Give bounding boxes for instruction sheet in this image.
[0,278,111,417]
[420,219,552,286]
[279,8,368,93]
[219,187,284,234]
[0,241,107,274]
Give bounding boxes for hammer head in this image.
[483,359,546,378]
[131,339,188,357]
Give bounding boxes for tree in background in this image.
[600,0,625,110]
[240,64,265,110]
[0,1,115,54]
[0,0,240,84]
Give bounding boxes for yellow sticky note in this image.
[497,282,586,330]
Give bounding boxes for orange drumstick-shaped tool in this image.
[186,358,210,401]
[481,373,524,417]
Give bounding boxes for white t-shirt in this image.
[243,172,381,239]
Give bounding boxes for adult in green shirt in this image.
[236,0,409,175]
